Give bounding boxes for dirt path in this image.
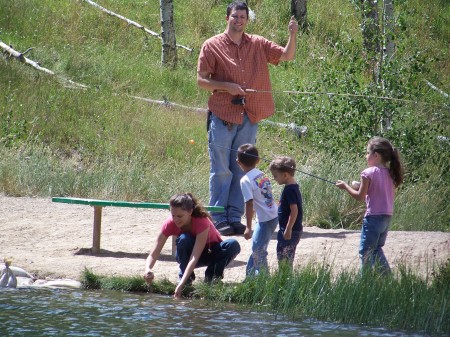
[1,196,448,284]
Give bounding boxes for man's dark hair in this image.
[237,143,259,167]
[227,1,249,18]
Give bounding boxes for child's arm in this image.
[244,200,254,240]
[336,176,369,201]
[283,204,298,240]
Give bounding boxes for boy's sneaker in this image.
[215,221,234,236]
[229,222,246,235]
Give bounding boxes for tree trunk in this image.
[160,0,177,68]
[291,0,307,31]
[381,0,395,131]
[383,0,395,63]
[360,0,381,82]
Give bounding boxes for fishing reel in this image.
[231,96,246,105]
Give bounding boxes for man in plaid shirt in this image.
[197,1,298,236]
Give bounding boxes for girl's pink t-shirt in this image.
[361,166,395,216]
[161,216,222,245]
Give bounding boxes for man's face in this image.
[226,8,248,33]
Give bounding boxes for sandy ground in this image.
[1,196,449,284]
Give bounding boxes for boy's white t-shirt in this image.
[240,168,278,222]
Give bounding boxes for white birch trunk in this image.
[360,0,381,83]
[83,0,191,52]
[0,41,88,89]
[381,0,395,131]
[160,0,177,68]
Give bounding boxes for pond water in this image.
[0,288,426,337]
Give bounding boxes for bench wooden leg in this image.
[92,206,102,254]
[172,236,176,257]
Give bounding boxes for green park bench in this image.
[52,197,224,256]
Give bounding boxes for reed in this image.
[196,262,450,336]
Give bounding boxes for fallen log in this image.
[1,41,88,89]
[130,95,208,113]
[1,41,54,75]
[425,80,449,99]
[130,94,307,137]
[83,0,193,52]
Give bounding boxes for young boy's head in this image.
[269,156,296,184]
[237,143,259,169]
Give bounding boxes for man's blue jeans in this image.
[176,233,241,282]
[359,215,392,274]
[208,112,258,224]
[246,217,278,276]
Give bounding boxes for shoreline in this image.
[1,195,449,283]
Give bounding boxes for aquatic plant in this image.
[82,268,151,292]
[81,268,192,296]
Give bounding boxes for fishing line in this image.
[221,88,449,109]
[208,142,336,185]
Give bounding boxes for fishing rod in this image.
[208,142,337,185]
[224,88,449,109]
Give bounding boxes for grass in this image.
[2,1,448,334]
[1,0,449,231]
[81,260,450,336]
[81,268,188,297]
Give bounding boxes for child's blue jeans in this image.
[360,215,392,274]
[246,217,278,276]
[276,229,302,267]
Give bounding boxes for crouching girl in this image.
[144,193,241,298]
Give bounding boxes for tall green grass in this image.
[196,262,450,336]
[81,260,450,336]
[0,0,448,231]
[0,115,210,201]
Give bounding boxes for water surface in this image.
[0,288,426,336]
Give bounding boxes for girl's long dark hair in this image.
[368,137,404,187]
[169,193,211,218]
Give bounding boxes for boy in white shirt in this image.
[237,144,278,276]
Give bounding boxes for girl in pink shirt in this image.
[336,137,404,274]
[143,193,240,299]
